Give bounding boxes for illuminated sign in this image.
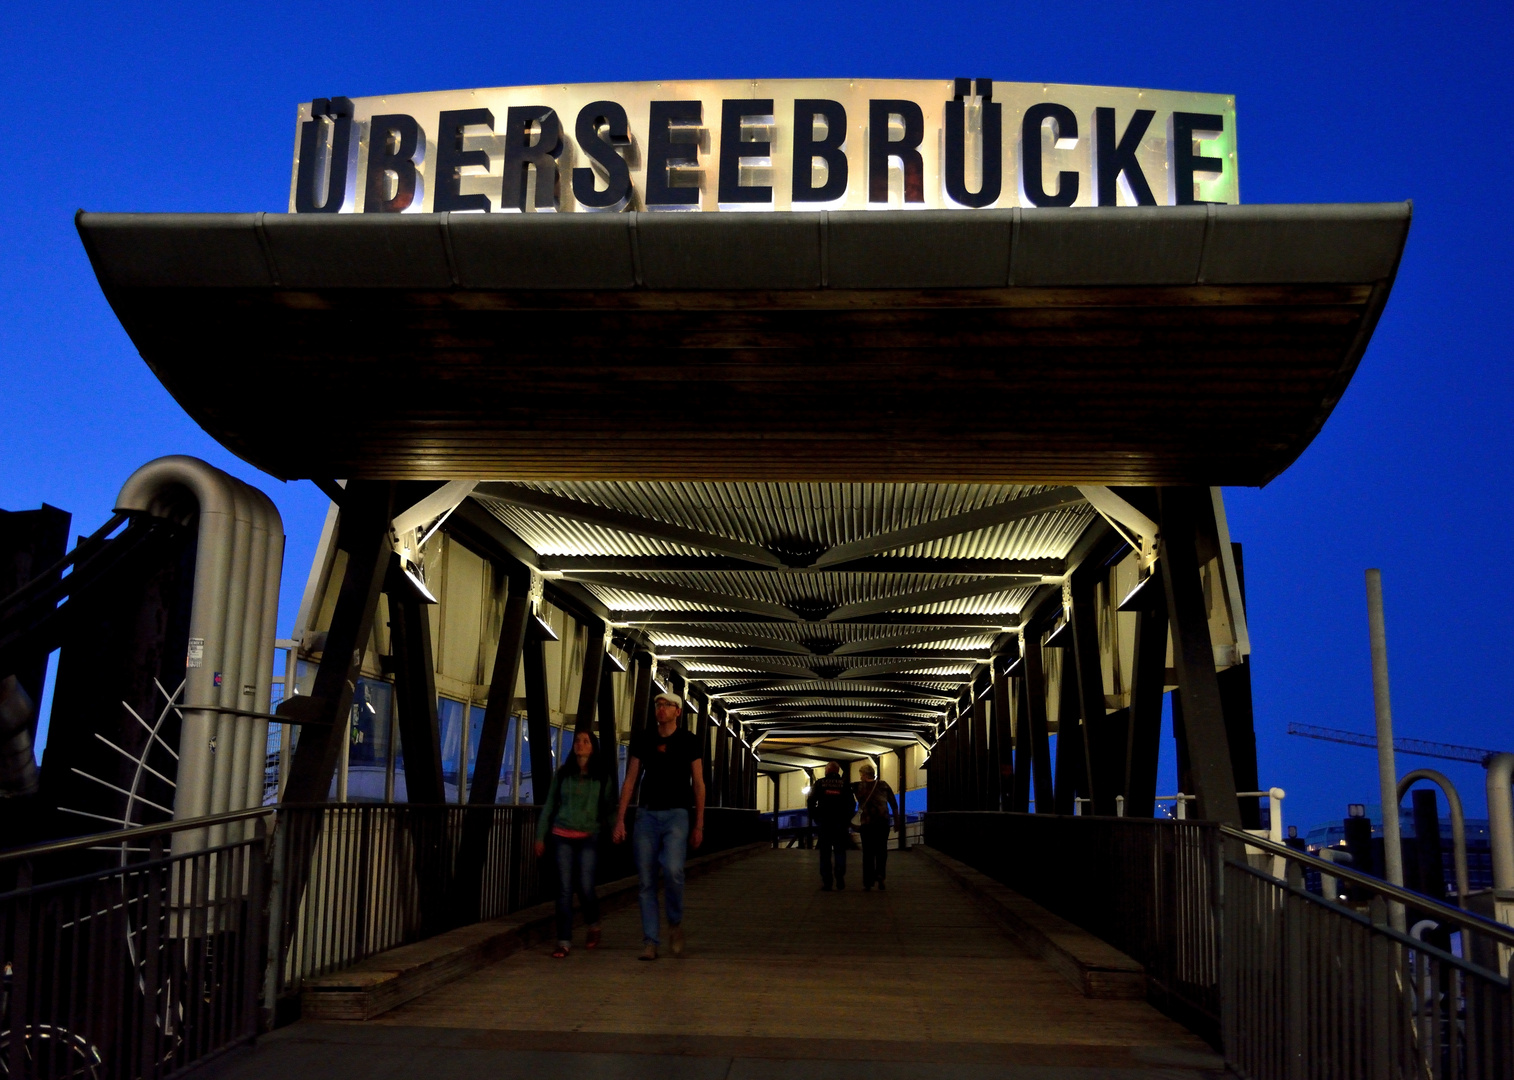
[290,79,1236,215]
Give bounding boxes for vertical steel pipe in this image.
[1364,570,1406,930]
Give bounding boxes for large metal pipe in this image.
[115,456,284,850]
[1486,753,1514,892]
[1365,569,1405,929]
[1396,769,1469,906]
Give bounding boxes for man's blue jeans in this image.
[553,835,599,945]
[633,808,689,945]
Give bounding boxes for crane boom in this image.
[1287,722,1503,766]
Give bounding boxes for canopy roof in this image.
[78,203,1409,486]
[80,202,1408,763]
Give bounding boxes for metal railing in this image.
[924,811,1222,1038]
[1,807,274,1079]
[1,799,772,1077]
[925,811,1514,1079]
[271,803,542,1001]
[1222,827,1513,1080]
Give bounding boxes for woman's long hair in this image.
[554,729,607,782]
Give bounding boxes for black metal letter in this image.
[499,106,563,212]
[718,98,774,205]
[1171,111,1225,205]
[364,114,423,213]
[1020,102,1079,208]
[944,79,1001,208]
[868,99,924,203]
[792,99,847,202]
[1095,107,1157,206]
[645,100,703,209]
[434,108,495,213]
[572,100,633,211]
[295,97,356,214]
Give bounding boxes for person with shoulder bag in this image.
[854,763,901,891]
[535,729,617,958]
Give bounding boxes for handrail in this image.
[0,804,275,863]
[1219,824,1514,947]
[0,799,734,865]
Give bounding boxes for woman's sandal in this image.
[551,944,570,959]
[585,928,602,949]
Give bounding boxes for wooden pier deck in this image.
[201,848,1224,1079]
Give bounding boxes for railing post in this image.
[1368,896,1395,1080]
[262,812,288,1025]
[245,818,272,1041]
[1283,881,1306,1080]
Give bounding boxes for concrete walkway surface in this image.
[197,848,1224,1079]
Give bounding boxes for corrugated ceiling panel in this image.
[896,504,1096,559]
[901,586,1040,616]
[504,481,1068,550]
[476,498,708,557]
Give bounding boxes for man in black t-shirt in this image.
[613,691,705,960]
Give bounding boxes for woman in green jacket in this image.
[534,729,617,957]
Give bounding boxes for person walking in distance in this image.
[534,729,617,957]
[854,763,900,891]
[613,691,705,960]
[807,761,854,890]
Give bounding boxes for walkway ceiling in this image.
[78,203,1409,486]
[451,479,1116,768]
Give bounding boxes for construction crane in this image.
[1287,722,1505,766]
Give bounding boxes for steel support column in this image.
[386,557,446,806]
[972,692,991,811]
[1071,574,1123,815]
[713,721,729,808]
[571,618,605,737]
[598,664,619,793]
[1217,543,1260,829]
[1123,563,1169,818]
[629,651,653,737]
[992,661,1014,811]
[1022,634,1055,813]
[522,629,555,804]
[1052,656,1085,815]
[695,692,712,793]
[467,565,530,805]
[282,482,394,804]
[1158,487,1242,825]
[1011,673,1033,812]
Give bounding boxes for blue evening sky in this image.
[1,1,1509,830]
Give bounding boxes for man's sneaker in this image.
[669,925,685,958]
[877,880,886,891]
[585,928,602,949]
[639,943,658,961]
[837,880,847,890]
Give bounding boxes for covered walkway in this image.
[200,848,1221,1079]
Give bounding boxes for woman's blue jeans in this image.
[632,808,689,945]
[553,835,599,945]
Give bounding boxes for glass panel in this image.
[345,678,393,803]
[465,704,485,782]
[515,718,534,804]
[438,697,465,802]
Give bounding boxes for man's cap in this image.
[653,691,684,709]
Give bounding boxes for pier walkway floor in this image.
[202,848,1223,1079]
